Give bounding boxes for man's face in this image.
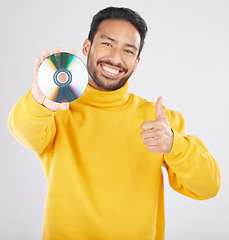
[83,19,141,91]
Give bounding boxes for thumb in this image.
[60,102,69,111]
[155,96,166,120]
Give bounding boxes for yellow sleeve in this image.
[8,90,57,156]
[164,109,221,200]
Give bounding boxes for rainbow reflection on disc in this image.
[37,52,88,103]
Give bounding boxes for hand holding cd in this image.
[32,47,88,111]
[32,47,71,111]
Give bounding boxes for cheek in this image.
[89,45,103,60]
[126,60,138,72]
[87,51,97,67]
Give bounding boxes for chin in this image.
[89,70,130,91]
[96,79,127,91]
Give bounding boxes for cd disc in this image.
[37,52,88,103]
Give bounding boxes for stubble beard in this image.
[86,54,134,91]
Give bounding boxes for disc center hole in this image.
[57,72,68,83]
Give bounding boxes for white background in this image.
[1,0,228,239]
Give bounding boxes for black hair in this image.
[88,7,148,57]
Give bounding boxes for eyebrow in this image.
[100,35,138,51]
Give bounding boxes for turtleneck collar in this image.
[77,81,130,109]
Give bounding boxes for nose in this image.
[108,48,122,65]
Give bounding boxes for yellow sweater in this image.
[8,82,220,240]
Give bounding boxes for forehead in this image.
[94,19,141,47]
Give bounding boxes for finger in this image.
[141,129,155,139]
[32,57,45,105]
[141,120,156,131]
[155,96,166,120]
[69,48,76,55]
[147,145,160,153]
[33,57,41,79]
[143,138,157,147]
[60,102,69,111]
[43,98,70,111]
[42,49,50,60]
[43,98,60,111]
[53,46,61,57]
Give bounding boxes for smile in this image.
[102,65,119,75]
[100,63,124,77]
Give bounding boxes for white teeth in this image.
[102,65,119,74]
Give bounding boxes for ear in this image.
[82,39,91,57]
[133,57,140,71]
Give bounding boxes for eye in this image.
[124,49,134,55]
[103,42,112,47]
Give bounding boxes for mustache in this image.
[97,60,128,73]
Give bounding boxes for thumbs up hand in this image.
[141,97,174,155]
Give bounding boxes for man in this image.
[8,7,220,240]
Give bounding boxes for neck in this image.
[77,81,130,109]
